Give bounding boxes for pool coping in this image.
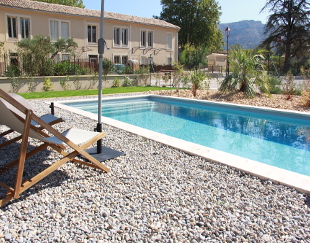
[53,95,310,194]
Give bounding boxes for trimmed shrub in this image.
[54,61,85,76]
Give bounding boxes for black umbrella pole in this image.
[96,122,102,154]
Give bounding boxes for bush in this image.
[16,35,77,76]
[112,77,120,87]
[73,75,82,90]
[173,63,189,91]
[269,75,282,94]
[5,65,20,77]
[10,77,21,92]
[43,77,53,91]
[124,65,134,74]
[87,73,98,89]
[122,76,133,87]
[102,58,115,74]
[59,75,70,90]
[54,61,85,76]
[219,47,270,98]
[282,70,296,100]
[26,77,36,92]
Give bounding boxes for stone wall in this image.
[0,74,139,93]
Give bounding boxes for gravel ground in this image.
[151,89,310,113]
[0,92,310,242]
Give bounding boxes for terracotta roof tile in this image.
[0,0,180,30]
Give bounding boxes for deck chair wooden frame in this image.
[0,93,63,149]
[0,89,110,207]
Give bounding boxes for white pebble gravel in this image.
[0,94,310,242]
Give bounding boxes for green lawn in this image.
[19,86,174,99]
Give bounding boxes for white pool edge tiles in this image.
[54,95,310,193]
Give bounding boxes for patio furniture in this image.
[0,93,63,149]
[0,89,109,206]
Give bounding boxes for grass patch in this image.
[19,86,174,99]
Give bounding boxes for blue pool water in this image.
[65,96,310,176]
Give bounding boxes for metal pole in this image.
[49,102,54,115]
[226,35,229,76]
[225,27,230,77]
[96,0,105,154]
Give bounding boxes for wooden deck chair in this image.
[0,93,63,149]
[0,89,110,206]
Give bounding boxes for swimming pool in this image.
[55,95,310,192]
[59,95,310,176]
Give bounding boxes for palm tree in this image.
[219,47,270,98]
[191,70,207,97]
[260,0,310,73]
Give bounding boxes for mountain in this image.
[219,20,265,49]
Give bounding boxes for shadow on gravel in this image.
[0,136,71,209]
[305,195,310,208]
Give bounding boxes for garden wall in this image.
[0,74,140,93]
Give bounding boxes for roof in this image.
[0,0,180,30]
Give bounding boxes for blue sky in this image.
[83,0,270,24]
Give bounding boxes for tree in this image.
[260,0,310,73]
[219,46,270,98]
[17,35,78,76]
[190,70,207,97]
[155,0,223,51]
[179,44,209,70]
[33,0,85,8]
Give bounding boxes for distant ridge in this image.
[219,20,265,49]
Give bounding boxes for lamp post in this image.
[225,27,230,76]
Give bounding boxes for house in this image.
[207,53,227,73]
[0,0,180,73]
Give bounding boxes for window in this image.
[167,33,172,50]
[88,25,97,43]
[62,54,69,61]
[7,15,31,40]
[61,22,69,39]
[7,16,17,38]
[53,54,61,64]
[50,20,58,40]
[148,32,153,47]
[114,55,120,64]
[20,18,30,39]
[122,29,128,46]
[114,27,128,47]
[141,30,146,47]
[114,55,128,64]
[50,20,69,40]
[122,56,128,65]
[114,28,120,45]
[141,30,153,47]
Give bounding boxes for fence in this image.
[207,65,223,73]
[0,54,103,77]
[0,54,173,77]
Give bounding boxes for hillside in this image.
[219,20,265,49]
